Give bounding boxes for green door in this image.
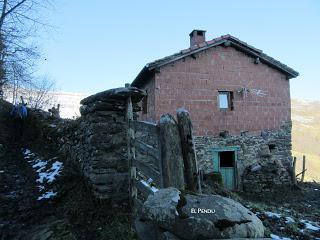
[212,147,239,190]
[220,167,235,190]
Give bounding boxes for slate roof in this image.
[132,34,299,87]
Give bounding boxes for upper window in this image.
[218,91,234,110]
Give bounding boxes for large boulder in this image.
[138,187,265,239]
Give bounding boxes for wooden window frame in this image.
[218,91,234,111]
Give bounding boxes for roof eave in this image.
[132,66,154,87]
[132,37,299,86]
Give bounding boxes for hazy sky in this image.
[37,1,320,100]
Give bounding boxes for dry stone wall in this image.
[194,123,293,193]
[29,87,145,204]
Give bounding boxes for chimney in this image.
[189,29,206,47]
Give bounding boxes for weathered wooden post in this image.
[176,108,201,193]
[301,155,306,182]
[159,114,185,189]
[125,83,137,207]
[292,156,297,185]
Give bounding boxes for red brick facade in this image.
[134,31,298,136]
[136,41,294,136]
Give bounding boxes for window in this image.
[218,91,234,110]
[142,94,148,114]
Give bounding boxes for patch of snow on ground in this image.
[22,148,62,201]
[37,161,63,184]
[265,211,282,219]
[285,217,295,224]
[300,219,320,231]
[37,191,57,201]
[270,234,291,240]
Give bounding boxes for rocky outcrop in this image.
[136,187,265,240]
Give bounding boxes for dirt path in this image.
[0,142,41,239]
[0,141,136,240]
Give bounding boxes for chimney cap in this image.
[189,29,206,37]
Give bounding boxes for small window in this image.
[218,91,234,110]
[142,94,148,114]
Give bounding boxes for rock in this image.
[139,188,265,240]
[0,143,4,156]
[134,219,163,240]
[80,87,146,105]
[141,187,180,230]
[259,145,271,157]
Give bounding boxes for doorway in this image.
[212,147,239,190]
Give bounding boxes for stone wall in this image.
[194,123,293,193]
[27,87,145,204]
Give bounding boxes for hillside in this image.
[292,99,320,182]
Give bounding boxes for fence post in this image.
[159,114,185,189]
[176,108,201,193]
[292,156,297,185]
[125,83,136,207]
[301,155,306,182]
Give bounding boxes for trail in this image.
[0,142,43,239]
[0,100,135,240]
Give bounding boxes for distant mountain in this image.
[291,99,320,182]
[52,92,88,119]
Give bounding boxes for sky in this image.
[37,0,320,100]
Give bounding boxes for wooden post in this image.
[159,114,185,189]
[176,108,201,193]
[292,156,297,185]
[301,155,306,182]
[125,84,136,207]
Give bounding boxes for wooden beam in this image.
[176,108,201,193]
[134,178,155,197]
[133,139,161,161]
[130,120,159,137]
[159,114,185,189]
[126,84,136,208]
[301,155,306,182]
[132,158,161,186]
[292,156,297,185]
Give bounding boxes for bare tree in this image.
[0,0,53,100]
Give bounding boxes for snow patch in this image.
[22,148,63,201]
[300,219,320,231]
[37,161,63,184]
[285,217,295,224]
[265,211,282,219]
[37,191,57,200]
[270,234,291,240]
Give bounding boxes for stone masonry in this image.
[194,123,293,193]
[27,87,145,204]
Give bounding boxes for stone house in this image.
[131,30,299,192]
